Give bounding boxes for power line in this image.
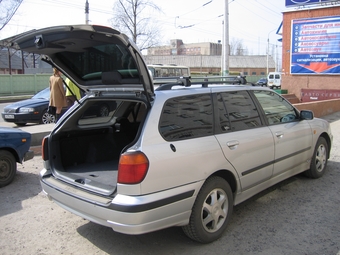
[176,0,214,18]
[232,0,280,26]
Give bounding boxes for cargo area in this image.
[48,99,148,195]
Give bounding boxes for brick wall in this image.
[294,98,340,117]
[281,6,340,98]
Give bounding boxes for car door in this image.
[213,89,274,191]
[253,90,313,177]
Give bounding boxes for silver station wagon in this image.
[2,25,333,243]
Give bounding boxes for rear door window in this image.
[159,94,213,141]
[217,91,262,132]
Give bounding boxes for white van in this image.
[267,72,281,89]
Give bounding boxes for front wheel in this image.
[182,176,233,243]
[0,150,17,187]
[305,137,328,178]
[41,110,55,124]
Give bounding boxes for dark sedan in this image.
[1,88,57,126]
[255,78,268,87]
[0,127,34,187]
[2,88,114,126]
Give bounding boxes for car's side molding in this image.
[108,190,195,212]
[241,146,311,176]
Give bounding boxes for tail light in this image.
[41,136,49,161]
[118,151,149,184]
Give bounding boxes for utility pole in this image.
[223,0,229,75]
[85,0,89,24]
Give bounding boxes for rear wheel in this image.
[305,137,328,178]
[0,150,17,187]
[41,110,55,124]
[182,176,233,243]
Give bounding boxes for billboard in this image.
[290,16,340,74]
[286,0,338,7]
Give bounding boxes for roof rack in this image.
[155,75,248,91]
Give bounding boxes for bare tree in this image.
[0,0,23,30]
[111,0,162,51]
[229,38,248,56]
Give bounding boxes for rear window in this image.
[56,44,138,81]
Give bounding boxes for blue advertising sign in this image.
[290,16,340,74]
[286,0,336,7]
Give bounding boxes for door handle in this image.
[227,140,239,150]
[275,131,284,139]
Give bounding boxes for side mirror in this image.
[300,110,314,120]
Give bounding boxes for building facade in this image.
[281,4,340,99]
[147,39,222,56]
[146,40,276,76]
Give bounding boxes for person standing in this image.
[65,78,81,107]
[49,68,66,121]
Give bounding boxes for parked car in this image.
[255,77,268,87]
[0,127,34,187]
[1,87,110,126]
[2,87,57,126]
[267,72,282,89]
[3,25,333,243]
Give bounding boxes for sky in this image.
[0,0,287,56]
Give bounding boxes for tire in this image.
[41,110,55,124]
[182,176,233,243]
[0,150,17,187]
[98,104,109,117]
[305,137,328,178]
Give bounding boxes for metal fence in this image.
[0,73,264,96]
[0,74,51,96]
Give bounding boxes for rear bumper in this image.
[40,169,201,235]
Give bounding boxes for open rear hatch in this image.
[1,25,153,196]
[0,24,154,98]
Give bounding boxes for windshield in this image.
[32,88,50,99]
